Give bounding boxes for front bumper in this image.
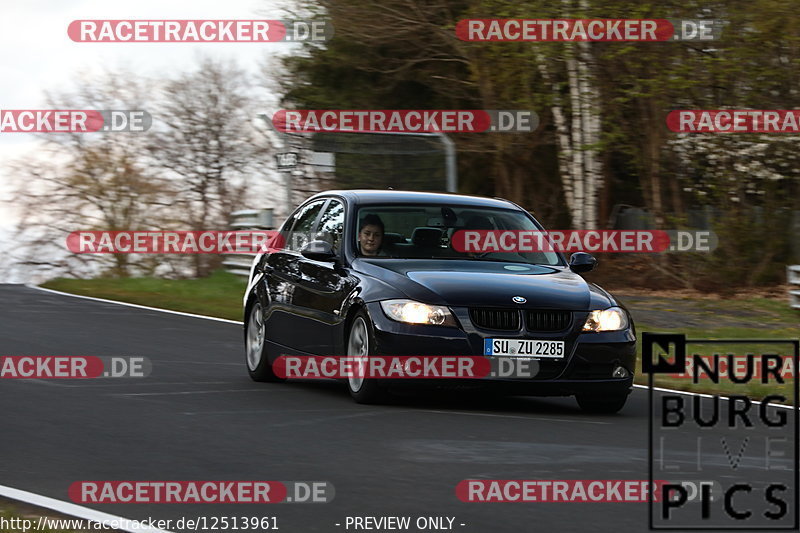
[364,302,636,396]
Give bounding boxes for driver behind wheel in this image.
[358,214,387,257]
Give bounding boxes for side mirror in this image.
[569,252,597,273]
[301,240,337,262]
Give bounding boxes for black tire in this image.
[245,300,284,382]
[575,391,629,414]
[346,311,387,404]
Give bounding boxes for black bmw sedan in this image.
[243,190,636,413]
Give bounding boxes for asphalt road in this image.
[0,284,795,533]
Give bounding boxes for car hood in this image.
[356,259,610,311]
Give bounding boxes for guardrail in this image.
[229,208,274,229]
[223,209,275,277]
[222,255,256,278]
[789,265,800,310]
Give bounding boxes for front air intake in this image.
[469,309,520,330]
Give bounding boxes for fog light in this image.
[612,366,629,378]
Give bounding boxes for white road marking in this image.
[27,284,242,324]
[633,384,795,409]
[0,484,173,533]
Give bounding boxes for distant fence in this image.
[223,209,274,277]
[308,131,456,192]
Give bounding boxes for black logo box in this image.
[644,332,800,531]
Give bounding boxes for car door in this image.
[290,198,356,354]
[263,199,326,351]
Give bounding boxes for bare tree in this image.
[8,70,178,279]
[148,57,271,277]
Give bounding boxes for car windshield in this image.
[355,204,562,266]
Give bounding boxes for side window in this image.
[316,200,345,253]
[288,200,326,252]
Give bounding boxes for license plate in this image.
[484,339,565,358]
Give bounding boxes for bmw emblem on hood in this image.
[512,296,527,304]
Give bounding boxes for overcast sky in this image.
[0,0,299,281]
[0,0,293,205]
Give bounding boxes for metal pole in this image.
[284,171,292,216]
[257,112,294,220]
[436,132,457,192]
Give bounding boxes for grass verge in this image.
[0,502,89,533]
[41,270,247,322]
[629,294,799,403]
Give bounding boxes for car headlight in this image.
[582,307,628,332]
[380,299,457,327]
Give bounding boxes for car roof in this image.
[309,189,518,209]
